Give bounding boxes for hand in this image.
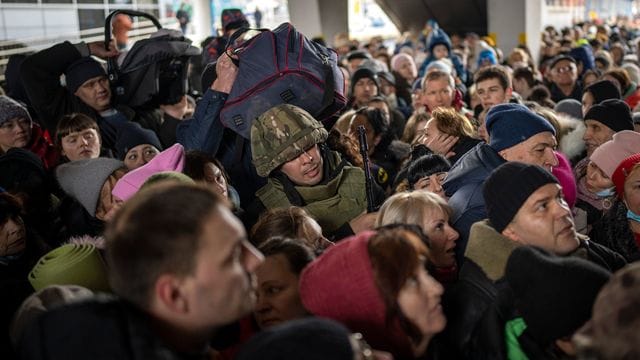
[87,40,119,59]
[348,211,378,234]
[211,52,238,94]
[421,133,458,158]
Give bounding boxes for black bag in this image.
[104,10,200,108]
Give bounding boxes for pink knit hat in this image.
[552,151,577,209]
[590,130,640,179]
[112,143,185,201]
[299,231,413,358]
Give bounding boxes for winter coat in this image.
[549,81,583,103]
[590,199,640,262]
[371,139,410,191]
[24,124,59,171]
[418,28,467,83]
[442,143,506,265]
[448,136,482,166]
[19,297,211,360]
[623,82,640,110]
[20,41,163,151]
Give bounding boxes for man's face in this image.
[280,144,324,186]
[476,78,511,109]
[499,131,559,172]
[74,75,112,112]
[583,120,615,156]
[551,60,577,86]
[420,78,453,112]
[183,205,264,328]
[504,183,580,255]
[353,77,377,107]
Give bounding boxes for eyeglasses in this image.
[554,65,575,74]
[349,332,374,360]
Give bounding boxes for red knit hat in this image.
[299,231,413,358]
[612,153,640,199]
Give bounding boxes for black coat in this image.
[590,199,640,262]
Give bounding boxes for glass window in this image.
[78,9,107,30]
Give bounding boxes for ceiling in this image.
[375,0,488,36]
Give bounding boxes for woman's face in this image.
[624,167,640,215]
[348,115,379,155]
[61,128,101,162]
[412,120,428,144]
[413,172,448,199]
[95,169,127,222]
[582,91,594,118]
[0,117,31,152]
[421,207,458,267]
[396,58,417,83]
[124,144,160,170]
[397,258,446,354]
[0,216,26,257]
[203,162,228,199]
[254,254,308,329]
[586,161,614,193]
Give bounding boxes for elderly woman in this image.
[253,237,314,329]
[300,226,446,359]
[376,191,459,283]
[590,152,640,262]
[421,107,480,164]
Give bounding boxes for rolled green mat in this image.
[28,243,110,292]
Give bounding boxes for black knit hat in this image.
[506,246,611,346]
[483,162,558,232]
[64,57,107,94]
[583,80,621,105]
[235,318,354,360]
[584,99,634,132]
[113,122,162,160]
[350,67,379,96]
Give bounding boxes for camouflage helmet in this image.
[251,104,328,177]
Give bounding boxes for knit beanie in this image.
[583,99,633,132]
[64,57,107,94]
[477,49,498,67]
[590,131,640,180]
[573,262,640,359]
[612,153,640,199]
[299,231,413,358]
[346,50,371,62]
[506,246,611,347]
[552,151,577,209]
[583,80,621,105]
[235,318,354,360]
[350,67,380,96]
[113,121,163,160]
[56,158,125,216]
[486,103,556,152]
[377,71,395,86]
[390,53,413,72]
[553,99,583,120]
[484,162,559,232]
[0,95,32,126]
[112,143,185,201]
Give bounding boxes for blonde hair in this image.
[376,191,452,228]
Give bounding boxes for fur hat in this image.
[235,318,354,360]
[590,130,640,179]
[484,162,559,232]
[111,143,185,201]
[506,246,610,347]
[0,95,31,126]
[56,158,125,216]
[64,57,107,94]
[485,103,556,152]
[583,99,633,132]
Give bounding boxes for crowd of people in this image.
[2,8,640,360]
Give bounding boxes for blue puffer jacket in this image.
[442,143,505,265]
[418,27,467,83]
[569,45,595,77]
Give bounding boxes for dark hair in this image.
[354,108,394,153]
[527,85,556,109]
[183,150,230,184]
[55,113,100,148]
[512,67,537,87]
[474,65,511,90]
[258,236,315,274]
[368,226,429,344]
[105,184,225,308]
[603,68,631,92]
[407,154,451,188]
[0,192,22,226]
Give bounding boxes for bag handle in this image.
[104,10,163,81]
[223,26,268,67]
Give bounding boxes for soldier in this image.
[246,104,383,241]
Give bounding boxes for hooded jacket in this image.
[442,143,506,265]
[418,27,467,83]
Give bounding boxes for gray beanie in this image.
[0,95,32,126]
[56,158,125,216]
[554,99,582,120]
